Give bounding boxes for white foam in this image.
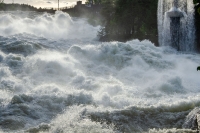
[0,11,99,40]
[158,0,195,51]
[0,11,200,132]
[18,39,200,109]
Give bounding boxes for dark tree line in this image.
[0,0,4,9]
[86,0,102,5]
[0,3,56,13]
[98,0,158,45]
[194,0,200,14]
[0,3,37,11]
[0,0,198,48]
[193,0,200,51]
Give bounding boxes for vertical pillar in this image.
[166,0,184,50]
[170,17,181,50]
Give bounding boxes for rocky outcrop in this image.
[183,107,200,131]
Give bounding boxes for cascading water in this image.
[158,0,196,51]
[0,11,200,133]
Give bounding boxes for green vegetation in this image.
[0,3,56,13]
[98,0,158,45]
[0,2,49,13]
[197,66,200,71]
[193,0,200,51]
[85,0,102,5]
[0,0,198,47]
[194,0,200,14]
[0,3,36,11]
[0,0,4,9]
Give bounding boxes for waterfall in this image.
[157,0,195,51]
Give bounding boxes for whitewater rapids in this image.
[0,11,200,133]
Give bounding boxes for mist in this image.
[0,11,99,40]
[0,10,200,133]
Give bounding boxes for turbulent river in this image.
[0,11,200,133]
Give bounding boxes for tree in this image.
[194,0,200,14]
[98,0,158,43]
[86,0,102,5]
[197,66,200,71]
[0,0,4,10]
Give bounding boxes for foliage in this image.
[0,3,55,12]
[0,0,4,9]
[98,0,158,43]
[194,0,200,5]
[198,6,200,14]
[86,0,102,5]
[0,3,34,11]
[194,0,200,14]
[197,66,200,71]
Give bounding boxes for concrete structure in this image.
[166,0,184,18]
[166,0,184,50]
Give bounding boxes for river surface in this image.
[0,11,200,133]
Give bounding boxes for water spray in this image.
[166,0,184,50]
[173,0,178,8]
[158,0,195,51]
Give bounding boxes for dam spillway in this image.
[158,0,196,51]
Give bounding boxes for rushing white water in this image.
[157,0,195,51]
[0,11,200,133]
[0,11,98,40]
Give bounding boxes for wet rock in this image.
[183,107,200,131]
